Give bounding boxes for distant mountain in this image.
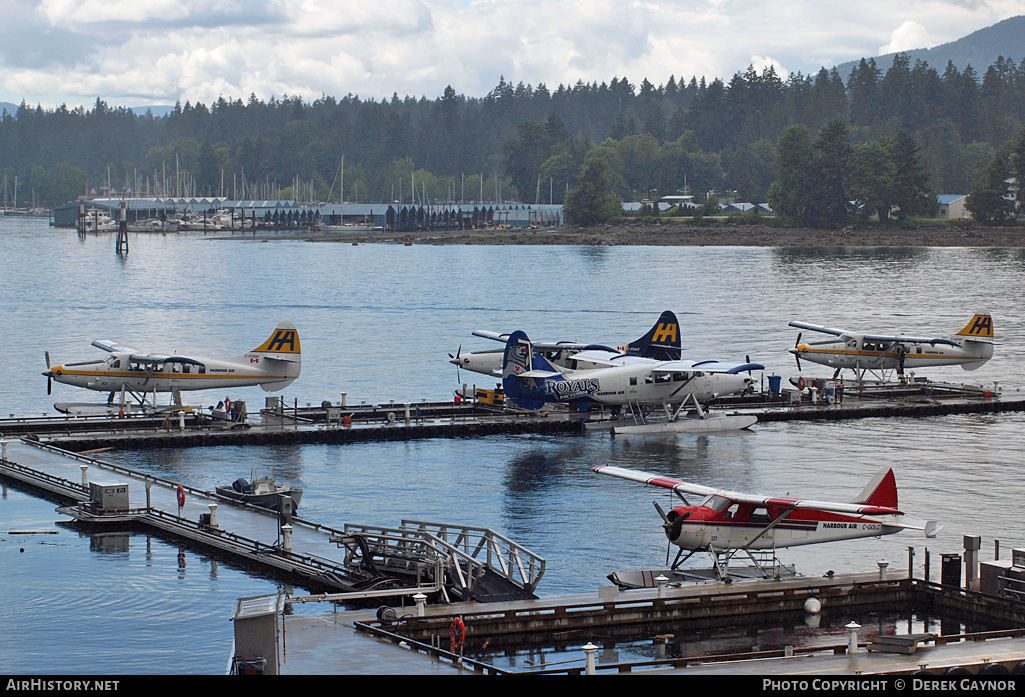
[0,100,173,117]
[835,15,1025,78]
[131,105,174,118]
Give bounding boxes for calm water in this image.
[2,217,1025,674]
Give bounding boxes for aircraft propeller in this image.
[448,345,463,383]
[793,333,802,371]
[653,500,691,565]
[45,351,51,395]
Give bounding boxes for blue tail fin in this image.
[502,330,556,410]
[626,310,681,360]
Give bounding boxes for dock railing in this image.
[400,520,545,594]
[335,520,545,599]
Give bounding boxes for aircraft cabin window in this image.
[751,508,772,524]
[629,377,637,386]
[645,375,654,384]
[654,373,670,384]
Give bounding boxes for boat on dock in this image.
[216,468,302,512]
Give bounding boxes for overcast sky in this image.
[1,0,1022,110]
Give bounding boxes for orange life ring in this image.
[449,616,466,651]
[177,485,186,508]
[797,377,806,391]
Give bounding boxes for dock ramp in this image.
[331,520,545,602]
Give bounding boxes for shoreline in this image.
[213,222,1025,247]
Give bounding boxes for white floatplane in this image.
[594,465,940,582]
[502,330,762,434]
[43,321,301,411]
[789,312,994,381]
[450,310,682,379]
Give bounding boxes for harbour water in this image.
[2,217,1025,674]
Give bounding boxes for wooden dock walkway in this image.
[0,438,545,601]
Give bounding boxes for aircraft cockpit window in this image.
[703,495,732,513]
[724,504,740,519]
[847,340,857,349]
[672,372,688,382]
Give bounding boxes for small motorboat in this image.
[216,467,302,512]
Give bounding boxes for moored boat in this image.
[216,467,302,512]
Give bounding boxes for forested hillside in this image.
[2,48,1025,210]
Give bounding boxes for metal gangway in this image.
[329,520,546,602]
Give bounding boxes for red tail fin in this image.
[851,468,898,509]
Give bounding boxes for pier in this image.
[0,438,544,603]
[0,379,1021,453]
[237,572,1025,676]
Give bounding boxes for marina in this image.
[4,218,1025,675]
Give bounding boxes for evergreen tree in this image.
[563,155,622,226]
[966,149,1015,223]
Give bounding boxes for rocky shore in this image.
[223,222,1025,247]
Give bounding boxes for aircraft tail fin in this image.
[955,312,994,341]
[502,331,556,410]
[851,467,899,510]
[250,321,301,362]
[626,311,681,361]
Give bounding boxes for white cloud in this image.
[879,20,930,54]
[0,0,1020,108]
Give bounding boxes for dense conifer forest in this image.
[2,51,1025,222]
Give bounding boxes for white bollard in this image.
[0,438,7,461]
[846,622,861,654]
[341,392,347,408]
[878,559,889,580]
[281,524,292,553]
[208,502,218,529]
[81,465,88,488]
[178,410,186,432]
[583,642,598,675]
[655,574,669,599]
[404,403,411,426]
[413,593,427,617]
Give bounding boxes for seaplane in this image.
[788,312,994,382]
[450,310,682,379]
[43,321,301,413]
[593,465,940,584]
[501,329,763,434]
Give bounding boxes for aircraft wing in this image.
[570,351,652,367]
[788,321,845,336]
[472,330,617,353]
[592,466,904,516]
[92,340,139,354]
[472,330,511,343]
[862,334,960,347]
[653,360,765,374]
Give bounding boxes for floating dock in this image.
[242,571,1025,676]
[1,379,1021,452]
[0,439,544,603]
